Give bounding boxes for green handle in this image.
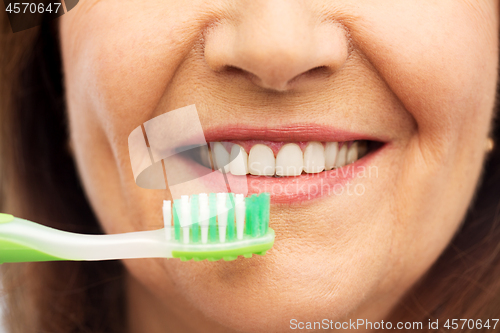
[0,214,14,224]
[0,213,65,264]
[0,239,66,263]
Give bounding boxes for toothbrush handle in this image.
[0,214,173,263]
[0,238,67,263]
[0,214,63,263]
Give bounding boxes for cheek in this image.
[59,2,210,234]
[354,1,498,149]
[359,1,498,283]
[61,1,193,139]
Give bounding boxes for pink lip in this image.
[181,124,388,204]
[202,124,385,143]
[245,152,379,204]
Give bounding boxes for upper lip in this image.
[201,123,388,143]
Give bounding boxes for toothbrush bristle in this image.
[190,195,199,243]
[162,200,172,241]
[235,194,245,240]
[168,192,271,245]
[259,193,270,234]
[226,193,236,241]
[209,193,217,242]
[199,193,209,244]
[183,227,190,244]
[173,200,181,241]
[217,193,228,243]
[181,195,190,244]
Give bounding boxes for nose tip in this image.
[204,4,350,92]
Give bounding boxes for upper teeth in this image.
[276,143,303,176]
[229,144,249,175]
[210,141,366,177]
[212,142,231,173]
[248,144,275,176]
[303,141,325,173]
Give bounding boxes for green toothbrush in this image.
[0,192,274,263]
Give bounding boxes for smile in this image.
[184,124,388,203]
[211,140,368,176]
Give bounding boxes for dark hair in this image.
[0,16,125,333]
[0,10,499,333]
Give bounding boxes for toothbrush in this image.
[0,193,274,263]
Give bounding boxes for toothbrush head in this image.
[167,192,274,262]
[0,194,273,263]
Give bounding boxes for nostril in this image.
[222,65,260,83]
[223,65,247,75]
[203,9,350,92]
[302,66,331,78]
[287,65,331,86]
[222,64,332,91]
[306,66,330,76]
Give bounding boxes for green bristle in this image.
[190,195,199,243]
[170,192,275,262]
[209,193,217,242]
[226,193,235,241]
[173,199,181,241]
[250,195,260,237]
[245,196,252,235]
[173,193,271,245]
[245,195,260,236]
[258,193,270,235]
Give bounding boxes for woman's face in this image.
[60,1,498,332]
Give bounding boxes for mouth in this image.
[179,124,387,204]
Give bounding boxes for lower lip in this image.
[214,145,382,204]
[181,144,384,204]
[247,155,377,204]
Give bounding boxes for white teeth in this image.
[303,141,325,174]
[212,142,230,173]
[248,144,276,176]
[275,143,303,176]
[324,142,339,170]
[229,144,249,175]
[335,143,348,168]
[207,140,363,177]
[346,142,358,165]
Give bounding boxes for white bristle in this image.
[217,193,228,243]
[181,195,191,243]
[235,194,245,240]
[199,193,209,244]
[183,227,190,244]
[162,200,172,241]
[180,195,190,227]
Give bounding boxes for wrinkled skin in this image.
[60,1,499,332]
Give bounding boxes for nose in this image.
[204,0,350,92]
